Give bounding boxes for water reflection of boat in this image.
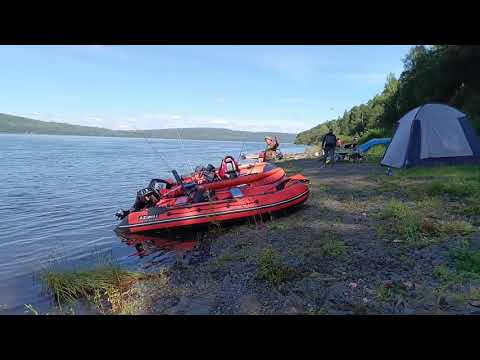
[117,231,197,252]
[114,229,200,271]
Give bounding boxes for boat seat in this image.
[230,187,244,198]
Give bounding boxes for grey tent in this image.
[381,103,480,168]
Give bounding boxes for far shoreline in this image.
[0,132,307,146]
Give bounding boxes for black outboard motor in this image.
[115,185,162,220]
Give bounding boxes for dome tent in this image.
[381,103,480,168]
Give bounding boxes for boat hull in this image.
[117,178,309,233]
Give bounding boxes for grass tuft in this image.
[424,179,480,198]
[378,199,423,244]
[364,144,387,163]
[449,247,480,276]
[256,247,296,286]
[323,236,348,257]
[440,220,476,236]
[376,282,408,302]
[377,198,476,246]
[40,265,144,314]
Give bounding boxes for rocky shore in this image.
[128,158,480,315]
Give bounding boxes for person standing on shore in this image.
[263,136,280,161]
[321,129,337,165]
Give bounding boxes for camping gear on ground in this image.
[357,138,391,153]
[381,103,480,168]
[316,137,392,164]
[332,138,392,162]
[116,174,309,233]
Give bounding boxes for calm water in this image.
[0,134,305,314]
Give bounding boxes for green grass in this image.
[395,165,480,180]
[378,199,424,244]
[364,144,387,163]
[432,241,480,287]
[440,220,476,237]
[215,248,249,264]
[377,165,480,202]
[40,265,144,314]
[449,247,480,276]
[424,178,480,198]
[377,198,476,246]
[256,247,296,286]
[376,282,408,302]
[453,199,480,216]
[268,221,290,231]
[323,236,348,257]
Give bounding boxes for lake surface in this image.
[0,134,306,314]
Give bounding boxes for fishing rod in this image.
[238,140,246,162]
[130,123,173,172]
[175,128,194,174]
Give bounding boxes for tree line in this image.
[295,45,480,145]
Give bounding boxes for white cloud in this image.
[117,123,133,130]
[207,118,229,125]
[87,117,104,123]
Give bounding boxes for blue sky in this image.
[0,45,412,133]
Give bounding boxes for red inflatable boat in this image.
[151,159,286,199]
[116,175,309,233]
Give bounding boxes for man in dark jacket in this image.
[321,129,337,164]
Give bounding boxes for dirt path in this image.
[140,159,480,315]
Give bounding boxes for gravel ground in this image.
[137,159,480,315]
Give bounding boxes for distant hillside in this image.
[0,113,297,143]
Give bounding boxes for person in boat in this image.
[321,129,337,164]
[264,136,280,161]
